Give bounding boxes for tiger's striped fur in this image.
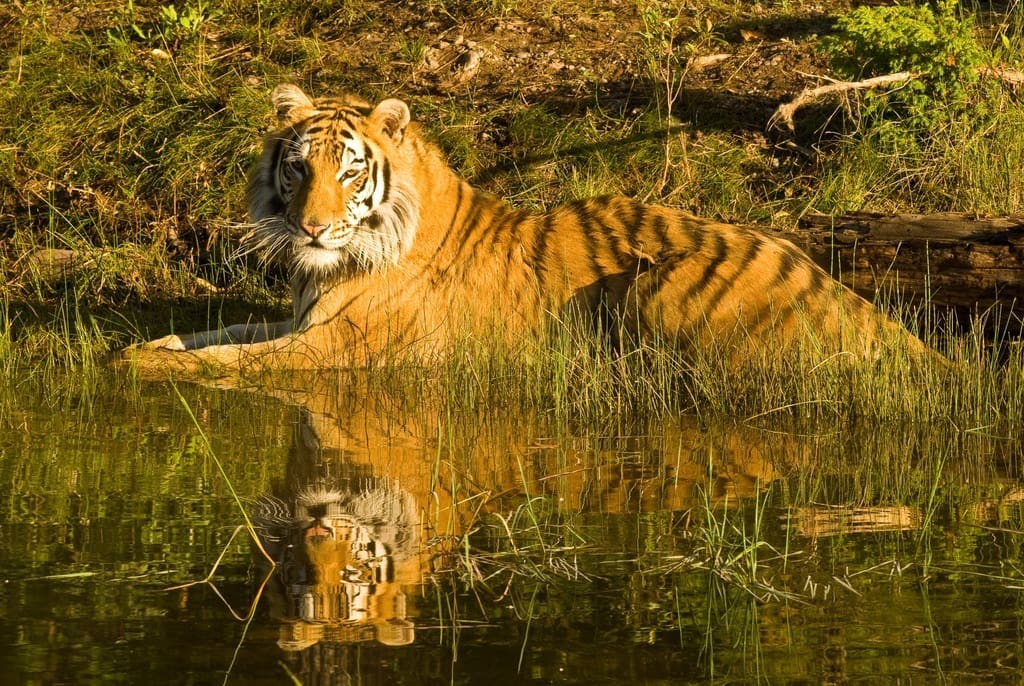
[130,84,936,375]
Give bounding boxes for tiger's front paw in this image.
[138,334,189,351]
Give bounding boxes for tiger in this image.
[253,407,421,649]
[127,83,937,376]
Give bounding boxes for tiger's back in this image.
[434,193,929,364]
[128,84,936,375]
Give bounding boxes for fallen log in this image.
[786,212,1024,335]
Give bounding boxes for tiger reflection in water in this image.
[252,407,423,650]
[243,370,786,656]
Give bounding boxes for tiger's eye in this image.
[287,159,306,178]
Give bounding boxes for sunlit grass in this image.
[3,3,1021,387]
[366,313,1018,433]
[2,1,1022,426]
[813,97,1024,216]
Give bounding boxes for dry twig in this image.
[770,71,919,132]
[771,66,1024,131]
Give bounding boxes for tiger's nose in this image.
[300,222,330,238]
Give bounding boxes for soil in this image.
[307,1,854,139]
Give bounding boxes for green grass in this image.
[1,0,1023,426]
[814,95,1024,215]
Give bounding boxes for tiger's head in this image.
[255,482,421,649]
[243,84,422,279]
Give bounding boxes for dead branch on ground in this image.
[771,66,1024,131]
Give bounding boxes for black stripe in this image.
[531,211,555,282]
[700,237,763,317]
[605,202,644,271]
[682,231,727,301]
[486,205,520,253]
[361,163,376,208]
[295,279,320,326]
[625,199,646,246]
[574,203,608,281]
[329,110,359,127]
[429,183,477,266]
[767,245,804,293]
[499,211,529,262]
[340,105,374,117]
[775,259,830,332]
[688,220,706,256]
[738,246,816,337]
[600,217,634,272]
[771,268,827,338]
[380,158,391,205]
[456,193,494,266]
[432,182,464,260]
[303,112,333,134]
[801,264,828,304]
[270,137,286,197]
[650,213,670,253]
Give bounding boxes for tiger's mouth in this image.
[293,242,344,269]
[290,225,354,270]
[304,518,333,538]
[290,220,354,247]
[302,235,330,250]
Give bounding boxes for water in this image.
[1,371,1023,684]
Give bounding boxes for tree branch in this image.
[771,66,1024,132]
[770,71,919,132]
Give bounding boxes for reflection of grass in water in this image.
[166,384,276,686]
[423,413,1024,663]
[688,482,803,604]
[454,487,798,597]
[441,478,803,622]
[4,353,1024,680]
[428,484,813,679]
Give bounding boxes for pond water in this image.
[2,370,1024,685]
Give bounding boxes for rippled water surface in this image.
[2,371,1024,684]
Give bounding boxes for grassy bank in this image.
[1,0,1023,421]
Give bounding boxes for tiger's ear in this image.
[271,84,315,122]
[370,98,411,143]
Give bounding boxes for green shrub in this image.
[822,0,989,128]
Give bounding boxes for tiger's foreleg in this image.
[139,320,294,351]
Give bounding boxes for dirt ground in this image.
[296,1,854,136]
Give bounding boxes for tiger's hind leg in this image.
[613,251,839,366]
[617,249,938,367]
